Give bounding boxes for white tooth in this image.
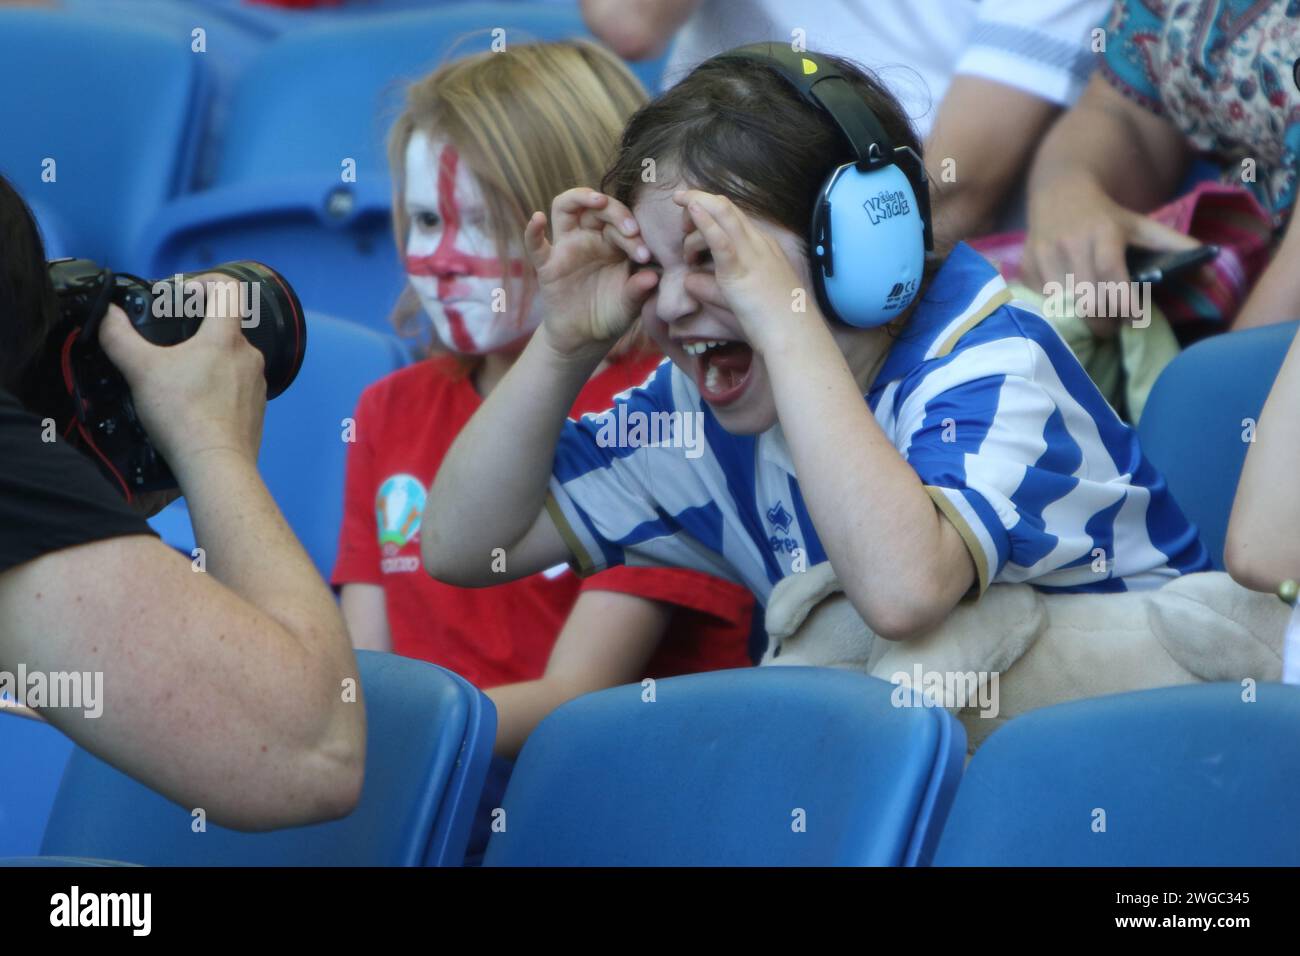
[704,364,720,391]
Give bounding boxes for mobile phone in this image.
[1126,244,1220,285]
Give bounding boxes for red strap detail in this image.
[58,326,134,503]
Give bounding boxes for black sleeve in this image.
[0,388,157,575]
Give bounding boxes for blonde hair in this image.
[387,38,651,368]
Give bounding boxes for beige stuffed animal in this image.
[762,565,1288,752]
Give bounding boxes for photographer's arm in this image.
[0,527,363,832]
[0,289,364,831]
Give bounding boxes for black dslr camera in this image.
[48,259,306,500]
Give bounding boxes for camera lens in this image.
[185,261,306,400]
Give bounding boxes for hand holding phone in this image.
[1126,244,1220,285]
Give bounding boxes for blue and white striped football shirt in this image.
[546,242,1210,609]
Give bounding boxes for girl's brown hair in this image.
[387,38,652,371]
[600,49,948,330]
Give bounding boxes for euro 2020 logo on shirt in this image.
[376,474,427,554]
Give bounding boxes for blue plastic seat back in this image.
[194,0,522,36]
[484,667,966,866]
[0,10,208,268]
[149,311,410,577]
[258,313,410,575]
[26,198,71,260]
[137,178,405,335]
[0,713,73,858]
[0,856,129,867]
[57,0,271,190]
[215,3,609,188]
[933,682,1300,866]
[141,3,664,332]
[40,651,495,866]
[1138,321,1298,569]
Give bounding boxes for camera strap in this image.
[58,327,132,501]
[78,265,116,345]
[58,268,135,501]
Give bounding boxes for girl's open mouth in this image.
[681,339,755,406]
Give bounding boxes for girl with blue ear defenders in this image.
[423,44,1210,649]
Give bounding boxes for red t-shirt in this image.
[331,352,755,688]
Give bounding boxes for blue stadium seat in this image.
[133,3,663,330]
[149,310,411,578]
[0,10,209,269]
[194,0,493,36]
[1137,321,1298,568]
[484,667,966,866]
[27,198,71,260]
[254,312,410,574]
[60,0,267,190]
[0,713,73,858]
[192,0,664,97]
[213,3,615,187]
[0,857,129,867]
[933,682,1300,866]
[134,178,404,335]
[39,651,496,866]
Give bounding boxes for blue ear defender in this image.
[813,157,930,326]
[713,44,934,328]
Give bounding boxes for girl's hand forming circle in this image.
[523,188,659,358]
[673,189,819,353]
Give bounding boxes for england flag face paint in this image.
[402,129,541,354]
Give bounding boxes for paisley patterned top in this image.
[1100,0,1300,226]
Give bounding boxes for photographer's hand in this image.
[97,275,266,470]
[2,280,365,831]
